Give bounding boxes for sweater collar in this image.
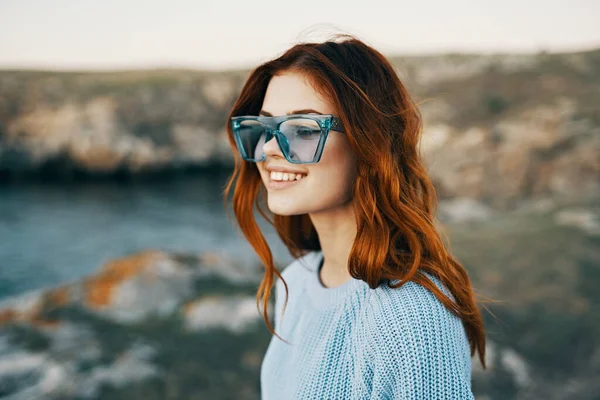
[302,250,368,308]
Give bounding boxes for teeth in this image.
[270,171,306,181]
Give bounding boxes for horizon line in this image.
[0,44,598,74]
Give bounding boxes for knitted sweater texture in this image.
[260,250,475,399]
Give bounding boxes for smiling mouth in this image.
[268,171,307,182]
[265,170,307,190]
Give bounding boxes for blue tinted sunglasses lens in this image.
[235,118,322,162]
[235,120,267,160]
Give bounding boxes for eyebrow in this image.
[259,108,324,116]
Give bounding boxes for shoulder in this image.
[367,272,461,330]
[272,251,320,330]
[364,272,474,398]
[366,272,469,352]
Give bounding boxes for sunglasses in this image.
[230,114,345,164]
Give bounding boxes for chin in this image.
[267,203,303,216]
[266,196,312,216]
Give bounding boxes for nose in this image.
[262,134,285,159]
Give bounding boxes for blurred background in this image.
[0,0,598,399]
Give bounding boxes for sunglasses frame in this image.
[230,114,345,164]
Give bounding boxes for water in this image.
[0,172,293,301]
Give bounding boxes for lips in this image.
[263,163,308,190]
[266,175,303,190]
[265,169,306,190]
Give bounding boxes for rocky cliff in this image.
[1,49,598,208]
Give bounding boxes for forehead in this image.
[261,71,335,116]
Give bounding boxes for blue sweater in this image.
[260,250,474,399]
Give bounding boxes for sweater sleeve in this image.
[366,279,475,400]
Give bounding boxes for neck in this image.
[309,201,357,287]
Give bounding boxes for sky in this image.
[0,0,598,71]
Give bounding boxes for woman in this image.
[224,33,486,399]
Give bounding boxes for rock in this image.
[554,208,600,235]
[182,295,261,333]
[438,197,494,223]
[0,249,269,399]
[80,250,196,323]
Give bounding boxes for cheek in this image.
[256,164,267,181]
[312,147,356,198]
[321,136,356,180]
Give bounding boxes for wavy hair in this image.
[223,33,486,368]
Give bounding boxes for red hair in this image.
[223,33,487,368]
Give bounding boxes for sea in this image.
[0,171,293,301]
